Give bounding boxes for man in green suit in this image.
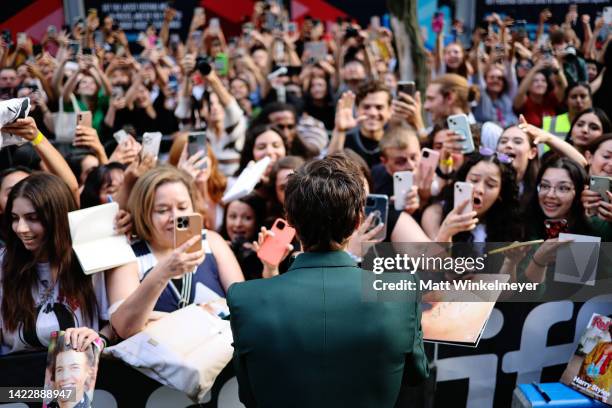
[227,154,429,407]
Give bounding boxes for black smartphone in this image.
[187,131,208,169]
[397,81,416,97]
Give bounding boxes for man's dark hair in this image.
[284,153,365,252]
[355,80,391,107]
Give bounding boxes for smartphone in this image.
[68,40,80,57]
[77,111,92,128]
[113,129,129,145]
[365,194,388,241]
[397,81,416,98]
[370,16,381,30]
[209,18,220,32]
[191,30,203,45]
[590,176,611,203]
[604,7,612,25]
[174,214,203,253]
[17,32,27,46]
[82,47,93,55]
[187,131,208,164]
[454,181,474,215]
[393,171,413,211]
[257,218,296,267]
[421,148,440,176]
[447,114,475,154]
[286,22,297,34]
[47,25,57,37]
[141,131,162,159]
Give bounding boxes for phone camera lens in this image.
[277,221,285,230]
[423,151,429,158]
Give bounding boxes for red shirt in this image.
[520,92,560,128]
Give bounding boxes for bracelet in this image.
[31,131,44,146]
[345,250,363,264]
[532,255,548,268]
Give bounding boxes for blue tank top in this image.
[130,231,225,313]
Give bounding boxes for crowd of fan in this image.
[0,1,610,367]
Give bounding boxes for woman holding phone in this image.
[105,166,243,339]
[422,149,522,243]
[1,173,107,354]
[581,135,612,238]
[521,157,605,284]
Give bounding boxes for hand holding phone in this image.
[174,214,203,253]
[77,111,93,128]
[447,114,475,154]
[141,132,162,160]
[393,171,413,211]
[397,81,416,97]
[257,219,296,267]
[365,194,389,241]
[454,182,474,215]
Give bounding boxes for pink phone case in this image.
[257,219,296,266]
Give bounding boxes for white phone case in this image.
[454,182,474,215]
[447,114,475,154]
[393,171,413,211]
[141,132,162,159]
[113,130,129,145]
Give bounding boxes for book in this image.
[222,156,271,204]
[421,274,509,347]
[560,313,612,405]
[512,382,606,407]
[68,202,136,274]
[43,331,102,408]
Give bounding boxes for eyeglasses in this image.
[537,183,575,196]
[276,124,296,130]
[479,147,512,164]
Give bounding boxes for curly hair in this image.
[442,152,523,242]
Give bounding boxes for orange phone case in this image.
[174,214,203,253]
[77,111,93,128]
[257,218,296,266]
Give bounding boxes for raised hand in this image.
[334,91,365,132]
[435,199,478,242]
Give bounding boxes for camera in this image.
[196,56,213,76]
[176,216,190,229]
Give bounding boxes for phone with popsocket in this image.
[365,194,388,241]
[257,218,296,266]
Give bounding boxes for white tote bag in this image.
[104,303,234,403]
[53,93,80,142]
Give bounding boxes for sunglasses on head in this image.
[479,146,512,164]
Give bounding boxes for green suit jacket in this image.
[227,251,429,408]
